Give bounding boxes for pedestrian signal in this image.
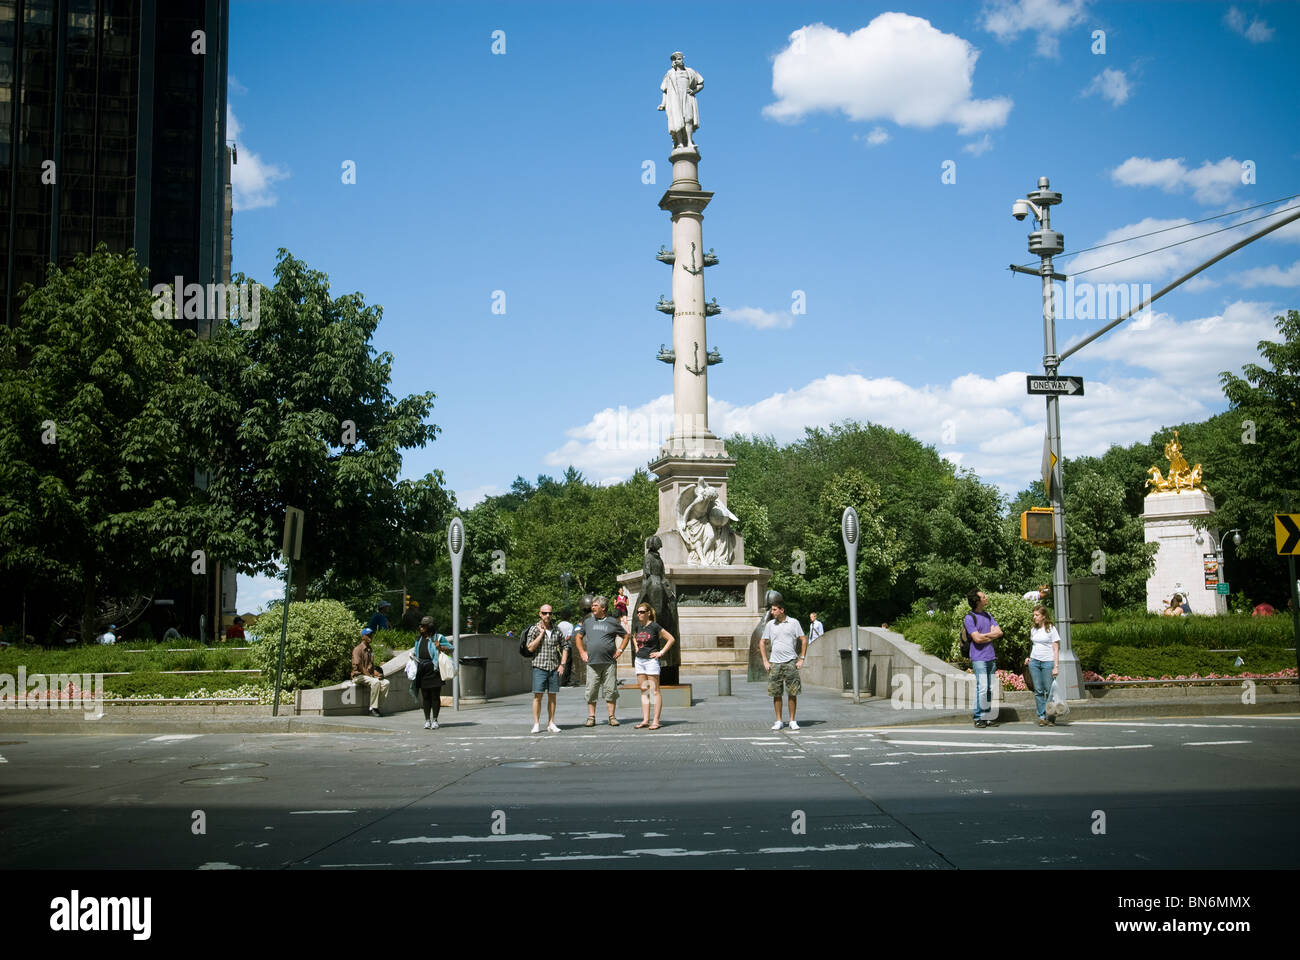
[1020,507,1054,545]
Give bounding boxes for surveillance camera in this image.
[1012,200,1030,221]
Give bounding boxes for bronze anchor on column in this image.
[685,341,708,376]
[681,242,703,276]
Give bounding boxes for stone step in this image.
[681,647,747,665]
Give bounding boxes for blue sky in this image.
[229,1,1300,610]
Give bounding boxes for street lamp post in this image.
[1012,177,1082,699]
[842,507,860,704]
[560,571,572,616]
[448,517,464,712]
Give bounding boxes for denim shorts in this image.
[532,666,560,694]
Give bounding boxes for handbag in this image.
[438,651,457,680]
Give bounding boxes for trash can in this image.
[839,649,870,691]
[458,656,488,700]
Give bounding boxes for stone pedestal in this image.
[618,563,770,671]
[1143,490,1227,615]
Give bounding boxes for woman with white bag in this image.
[411,615,454,730]
[1028,604,1060,726]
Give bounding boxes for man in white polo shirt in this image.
[760,598,807,731]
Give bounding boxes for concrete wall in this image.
[296,634,536,716]
[777,625,971,706]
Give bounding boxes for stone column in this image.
[658,146,724,457]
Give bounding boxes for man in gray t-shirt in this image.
[575,596,629,726]
[760,599,807,731]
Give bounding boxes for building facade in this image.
[1,0,230,328]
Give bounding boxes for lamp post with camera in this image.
[448,517,464,711]
[1010,178,1082,698]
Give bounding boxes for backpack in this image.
[520,624,539,658]
[959,622,972,659]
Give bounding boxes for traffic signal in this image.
[1020,507,1054,545]
[403,593,411,613]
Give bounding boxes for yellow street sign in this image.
[1275,514,1300,555]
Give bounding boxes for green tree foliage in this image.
[455,470,657,634]
[0,250,200,637]
[1061,470,1157,609]
[729,422,1014,622]
[769,468,905,626]
[188,250,453,597]
[1217,309,1300,606]
[248,598,363,691]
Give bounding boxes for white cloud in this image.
[724,306,795,330]
[1224,6,1274,43]
[235,569,285,616]
[227,105,290,212]
[1231,260,1300,288]
[457,484,504,507]
[855,126,891,147]
[1082,67,1130,106]
[980,0,1089,57]
[765,17,1012,134]
[227,75,248,95]
[963,134,994,157]
[1068,300,1278,396]
[544,301,1269,497]
[1110,156,1244,205]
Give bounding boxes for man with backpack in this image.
[524,604,569,733]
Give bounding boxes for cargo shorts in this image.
[767,661,801,698]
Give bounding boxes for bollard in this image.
[717,669,732,696]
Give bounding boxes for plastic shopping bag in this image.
[1047,678,1069,718]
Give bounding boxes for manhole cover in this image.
[189,761,268,771]
[182,776,267,786]
[499,760,572,769]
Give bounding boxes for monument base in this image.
[1143,490,1227,615]
[618,563,771,672]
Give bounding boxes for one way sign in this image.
[1027,375,1085,396]
[1275,514,1300,555]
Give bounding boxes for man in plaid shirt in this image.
[525,604,570,734]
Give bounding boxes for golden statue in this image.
[1144,430,1207,494]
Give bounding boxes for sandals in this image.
[647,723,661,730]
[584,717,596,727]
[635,721,650,729]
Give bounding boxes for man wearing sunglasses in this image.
[525,604,569,734]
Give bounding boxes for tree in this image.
[188,250,451,598]
[1218,308,1300,605]
[0,250,203,638]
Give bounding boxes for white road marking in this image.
[1183,740,1251,746]
[289,810,357,815]
[147,734,200,742]
[623,847,735,857]
[390,833,552,844]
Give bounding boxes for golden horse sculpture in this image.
[1144,430,1208,494]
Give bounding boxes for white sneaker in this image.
[547,722,561,733]
[771,720,784,730]
[788,720,800,731]
[530,723,541,734]
[429,720,438,730]
[423,720,431,729]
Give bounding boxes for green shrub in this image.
[902,619,955,660]
[1073,613,1292,649]
[248,599,363,691]
[943,591,1033,669]
[1094,645,1295,678]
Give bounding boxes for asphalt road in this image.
[2,710,1297,870]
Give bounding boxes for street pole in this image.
[1022,177,1082,699]
[448,517,464,712]
[842,507,860,704]
[271,510,300,717]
